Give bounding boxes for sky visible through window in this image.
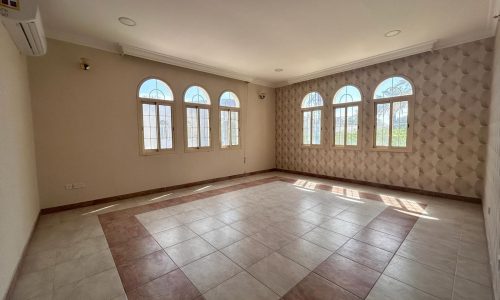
[139,79,173,100]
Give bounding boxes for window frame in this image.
[183,84,213,152]
[137,77,175,156]
[331,84,363,150]
[219,90,241,150]
[301,91,324,148]
[371,75,415,152]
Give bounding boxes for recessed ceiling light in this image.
[274,68,284,72]
[384,30,401,37]
[118,17,136,27]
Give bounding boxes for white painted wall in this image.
[0,23,40,298]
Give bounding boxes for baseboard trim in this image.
[5,212,40,300]
[276,168,482,204]
[40,169,277,215]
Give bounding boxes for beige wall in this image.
[28,39,275,209]
[276,38,493,199]
[0,23,40,297]
[484,23,500,300]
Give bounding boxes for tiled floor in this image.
[11,172,493,300]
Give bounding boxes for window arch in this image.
[138,78,174,153]
[219,91,240,148]
[184,86,211,104]
[332,85,362,147]
[373,76,414,149]
[184,85,211,149]
[301,92,323,146]
[374,76,413,99]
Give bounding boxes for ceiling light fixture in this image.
[384,30,401,37]
[274,68,284,72]
[118,17,136,27]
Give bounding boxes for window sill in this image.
[141,149,176,156]
[368,146,412,153]
[331,146,362,151]
[184,147,213,153]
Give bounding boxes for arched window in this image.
[333,85,362,147]
[301,92,323,146]
[373,76,413,149]
[138,78,174,153]
[219,91,240,148]
[184,86,211,149]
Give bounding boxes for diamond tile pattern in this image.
[15,175,492,300]
[275,38,493,199]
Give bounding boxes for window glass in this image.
[139,79,173,100]
[185,86,211,104]
[333,85,362,104]
[374,77,413,99]
[302,92,324,108]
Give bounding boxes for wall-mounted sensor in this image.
[258,92,267,100]
[80,58,90,70]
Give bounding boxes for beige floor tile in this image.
[302,227,349,251]
[12,268,54,300]
[279,238,332,270]
[251,227,297,250]
[248,252,309,296]
[53,268,125,300]
[452,276,493,300]
[214,209,249,224]
[298,210,332,225]
[136,208,174,224]
[54,248,115,288]
[188,217,226,235]
[335,211,376,226]
[397,240,457,274]
[319,218,364,237]
[201,226,246,249]
[165,236,216,266]
[182,251,242,293]
[384,255,454,300]
[230,218,269,235]
[204,271,279,300]
[221,237,273,268]
[20,249,56,275]
[142,216,182,234]
[152,225,197,248]
[456,256,492,287]
[309,203,345,217]
[458,240,489,263]
[55,235,109,264]
[271,219,316,236]
[366,274,439,300]
[174,209,209,224]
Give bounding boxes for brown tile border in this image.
[98,175,428,299]
[40,169,277,215]
[276,168,481,204]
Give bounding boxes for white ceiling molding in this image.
[45,31,120,54]
[119,44,275,87]
[278,40,437,87]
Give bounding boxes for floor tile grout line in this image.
[369,216,454,300]
[98,176,432,299]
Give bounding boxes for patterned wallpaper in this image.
[276,38,494,198]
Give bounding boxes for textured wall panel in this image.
[276,38,493,199]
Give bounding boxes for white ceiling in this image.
[39,0,497,87]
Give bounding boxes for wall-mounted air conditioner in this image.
[0,1,47,56]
